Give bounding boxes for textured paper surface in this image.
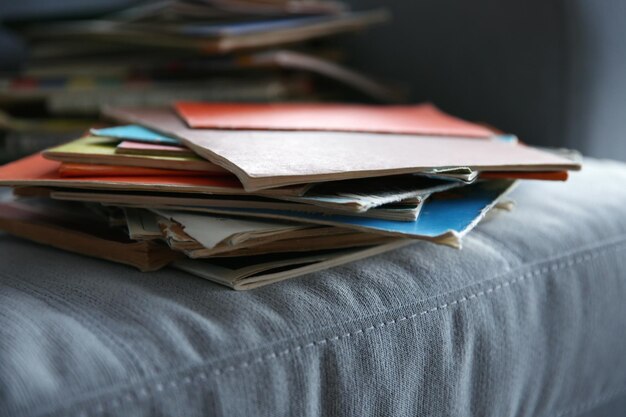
[105,107,581,190]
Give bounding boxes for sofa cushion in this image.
[1,158,626,417]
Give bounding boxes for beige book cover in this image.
[104,106,581,191]
[174,240,412,290]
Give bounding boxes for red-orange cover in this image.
[481,171,569,181]
[174,102,495,137]
[0,153,247,194]
[58,163,217,178]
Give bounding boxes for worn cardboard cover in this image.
[0,200,181,271]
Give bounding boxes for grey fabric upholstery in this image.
[1,158,626,417]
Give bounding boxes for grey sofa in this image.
[2,1,626,416]
[2,159,626,416]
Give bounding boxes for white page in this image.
[124,208,162,240]
[153,209,308,249]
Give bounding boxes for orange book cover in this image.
[58,163,218,178]
[481,171,569,181]
[0,153,248,194]
[174,102,496,137]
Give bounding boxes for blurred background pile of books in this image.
[0,0,396,163]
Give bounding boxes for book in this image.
[123,208,164,241]
[160,221,396,258]
[174,102,495,136]
[243,49,404,102]
[151,212,391,258]
[121,180,517,246]
[18,48,401,103]
[104,106,581,191]
[44,135,225,173]
[149,209,394,257]
[291,174,460,212]
[2,75,307,116]
[0,153,306,197]
[116,141,194,157]
[51,166,459,212]
[0,199,181,271]
[174,240,412,290]
[57,163,217,178]
[52,190,426,221]
[25,10,389,54]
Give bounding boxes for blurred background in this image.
[1,0,625,162]
[341,0,626,162]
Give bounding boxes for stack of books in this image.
[0,102,581,289]
[0,0,394,162]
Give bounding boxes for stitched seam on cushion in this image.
[53,239,626,417]
[29,237,626,417]
[554,385,626,417]
[423,232,626,309]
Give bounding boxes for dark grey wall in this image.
[0,0,140,20]
[344,0,626,160]
[565,0,626,160]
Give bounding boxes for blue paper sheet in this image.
[90,125,180,145]
[171,180,515,241]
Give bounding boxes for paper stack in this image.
[0,102,581,289]
[0,0,394,162]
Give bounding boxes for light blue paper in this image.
[90,125,180,145]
